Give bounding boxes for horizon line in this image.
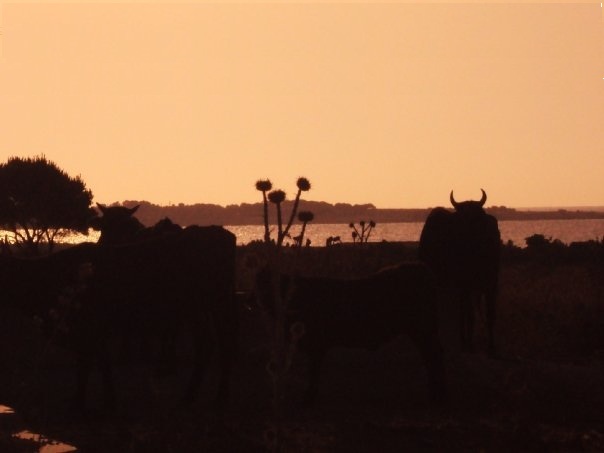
[97,199,604,212]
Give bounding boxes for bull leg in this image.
[486,289,497,358]
[214,341,233,409]
[467,294,476,352]
[458,294,466,351]
[182,329,212,406]
[213,302,238,409]
[98,355,116,411]
[459,293,473,353]
[462,291,479,353]
[75,354,91,412]
[155,327,177,378]
[304,347,325,405]
[216,315,238,409]
[411,332,448,406]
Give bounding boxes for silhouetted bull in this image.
[91,204,183,246]
[253,262,447,405]
[418,189,501,357]
[0,225,237,411]
[90,204,145,245]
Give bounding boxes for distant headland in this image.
[103,200,604,227]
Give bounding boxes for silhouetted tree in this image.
[0,156,95,254]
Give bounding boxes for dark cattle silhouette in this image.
[0,225,237,411]
[0,243,104,403]
[88,225,238,408]
[86,204,237,408]
[91,204,144,245]
[91,204,182,245]
[325,236,342,247]
[254,262,447,405]
[0,242,98,326]
[418,189,501,357]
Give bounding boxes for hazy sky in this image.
[1,2,603,208]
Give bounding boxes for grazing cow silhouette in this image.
[253,262,447,405]
[418,189,501,357]
[0,226,237,411]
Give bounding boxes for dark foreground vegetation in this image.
[0,239,603,452]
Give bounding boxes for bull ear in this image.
[97,203,108,214]
[450,191,459,209]
[129,205,140,215]
[479,189,487,207]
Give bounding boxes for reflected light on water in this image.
[14,430,77,453]
[224,220,604,248]
[1,405,77,452]
[0,404,15,414]
[0,229,100,245]
[3,219,604,248]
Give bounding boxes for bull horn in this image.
[450,191,459,208]
[97,203,107,214]
[129,205,140,215]
[479,189,487,206]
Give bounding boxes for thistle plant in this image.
[255,179,273,244]
[366,220,377,242]
[283,177,311,239]
[257,177,311,248]
[267,189,286,247]
[349,219,376,243]
[253,176,312,432]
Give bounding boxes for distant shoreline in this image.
[103,200,604,227]
[517,206,604,213]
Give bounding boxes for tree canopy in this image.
[0,156,95,253]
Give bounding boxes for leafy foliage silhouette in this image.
[0,156,95,254]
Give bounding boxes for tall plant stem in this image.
[283,189,301,239]
[262,192,271,243]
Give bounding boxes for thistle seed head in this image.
[297,211,314,223]
[255,179,272,192]
[268,190,286,204]
[296,177,311,192]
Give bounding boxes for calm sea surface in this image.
[5,219,603,248]
[227,219,604,247]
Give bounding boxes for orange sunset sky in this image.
[0,1,603,209]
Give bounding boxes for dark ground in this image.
[1,243,603,452]
[1,307,603,452]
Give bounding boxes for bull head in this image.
[450,189,487,210]
[96,203,139,216]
